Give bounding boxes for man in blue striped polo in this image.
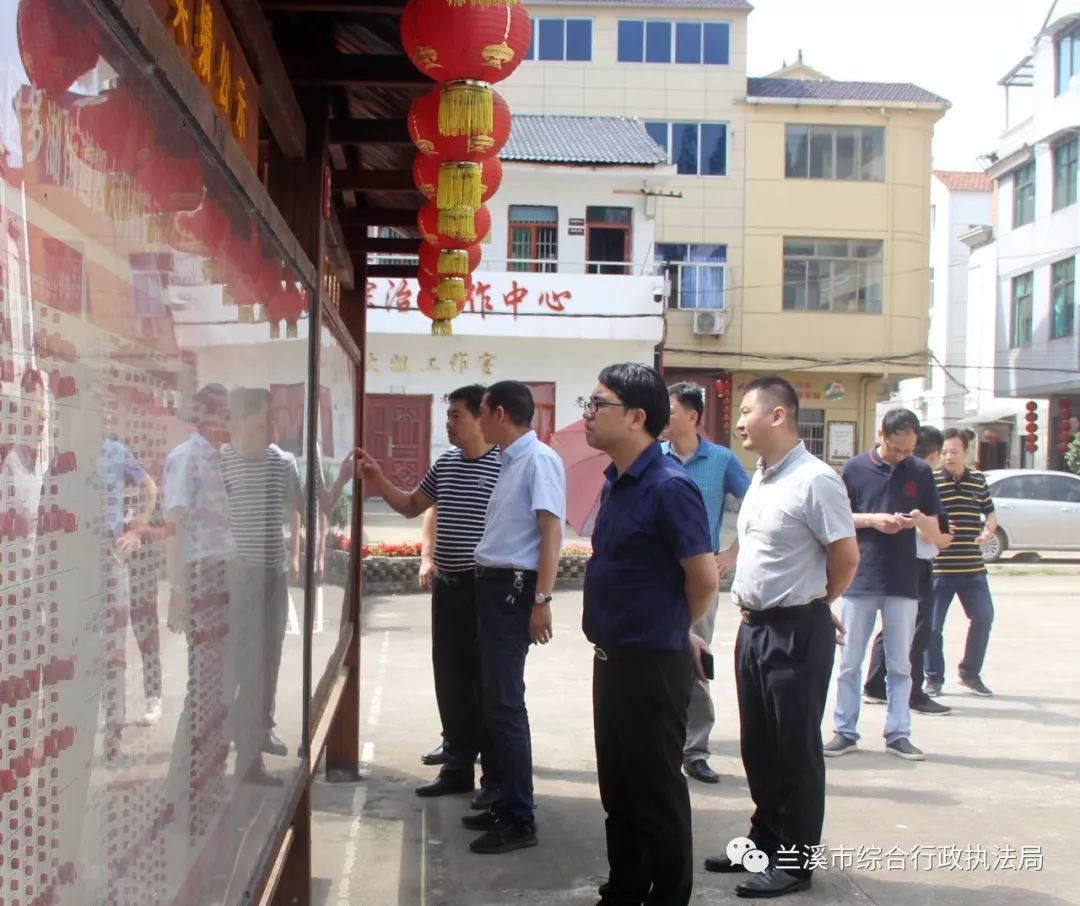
[662,382,751,784]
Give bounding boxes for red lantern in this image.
[416,286,467,336]
[413,155,503,207]
[418,201,491,246]
[223,224,262,284]
[419,269,472,301]
[174,200,229,254]
[409,87,510,161]
[1025,400,1038,412]
[419,241,481,277]
[402,0,530,84]
[136,154,203,213]
[75,89,156,171]
[17,0,100,95]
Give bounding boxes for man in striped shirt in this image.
[221,387,304,786]
[356,385,501,804]
[925,428,998,698]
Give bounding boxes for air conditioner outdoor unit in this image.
[692,309,726,336]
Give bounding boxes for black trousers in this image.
[431,570,495,781]
[864,559,933,703]
[594,648,693,906]
[476,568,536,824]
[735,603,835,877]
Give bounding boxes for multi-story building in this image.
[987,0,1080,470]
[499,0,949,468]
[363,115,670,476]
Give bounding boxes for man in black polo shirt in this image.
[825,409,949,762]
[583,363,718,906]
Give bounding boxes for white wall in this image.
[365,334,657,461]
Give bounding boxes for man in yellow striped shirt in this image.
[926,429,998,698]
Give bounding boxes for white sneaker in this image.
[141,697,163,726]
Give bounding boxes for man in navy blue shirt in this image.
[583,363,718,906]
[825,409,949,762]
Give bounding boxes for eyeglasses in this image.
[581,396,629,415]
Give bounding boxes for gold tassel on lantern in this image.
[437,207,477,241]
[433,300,459,320]
[438,80,493,137]
[286,321,299,339]
[431,319,453,336]
[269,320,282,340]
[436,277,467,302]
[437,163,482,209]
[437,249,471,275]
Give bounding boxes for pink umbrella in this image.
[549,419,610,536]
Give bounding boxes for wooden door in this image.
[363,394,432,495]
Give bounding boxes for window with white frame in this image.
[654,244,726,309]
[1010,272,1033,347]
[616,19,729,64]
[782,238,883,313]
[1051,257,1075,340]
[799,409,826,459]
[1053,135,1078,210]
[1057,21,1080,95]
[785,125,885,181]
[644,121,727,176]
[523,18,592,61]
[1013,161,1035,227]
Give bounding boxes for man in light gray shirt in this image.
[705,376,859,900]
[461,381,565,856]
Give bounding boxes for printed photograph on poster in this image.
[827,421,857,463]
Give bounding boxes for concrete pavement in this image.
[311,572,1079,905]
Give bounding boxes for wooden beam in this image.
[263,0,405,11]
[286,53,430,87]
[329,118,410,145]
[325,208,356,289]
[363,263,419,278]
[347,236,421,255]
[337,206,419,229]
[334,169,415,191]
[219,0,307,159]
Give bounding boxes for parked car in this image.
[979,469,1080,562]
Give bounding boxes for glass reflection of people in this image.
[221,387,303,785]
[97,422,161,760]
[163,384,236,837]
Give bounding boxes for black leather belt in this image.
[474,566,537,581]
[436,570,474,587]
[739,598,827,626]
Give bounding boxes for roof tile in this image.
[502,115,670,166]
[747,77,949,107]
[933,170,993,193]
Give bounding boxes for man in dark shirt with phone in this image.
[582,363,718,906]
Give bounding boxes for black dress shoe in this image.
[704,855,747,874]
[462,807,500,830]
[261,732,288,757]
[469,819,537,854]
[471,784,501,810]
[735,867,811,899]
[415,773,473,798]
[684,759,720,784]
[421,743,448,766]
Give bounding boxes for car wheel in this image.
[981,528,1006,563]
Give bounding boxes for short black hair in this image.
[597,362,670,438]
[742,375,799,421]
[668,382,704,424]
[229,386,270,420]
[881,408,921,437]
[915,425,945,459]
[942,427,970,450]
[447,384,486,418]
[193,383,228,422]
[484,381,534,427]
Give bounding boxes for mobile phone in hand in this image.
[701,651,715,681]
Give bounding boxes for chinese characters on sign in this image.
[365,278,575,320]
[157,0,259,163]
[365,351,498,376]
